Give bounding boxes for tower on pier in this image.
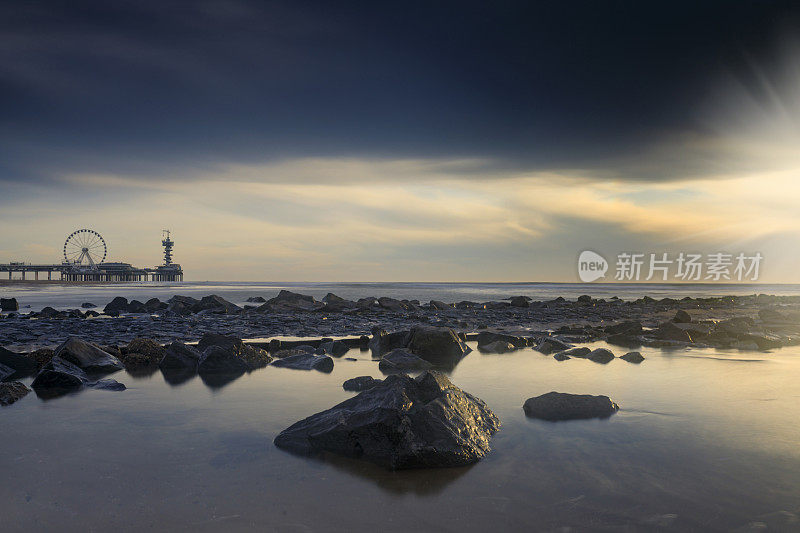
[162,230,174,266]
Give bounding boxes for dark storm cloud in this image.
[1,0,798,183]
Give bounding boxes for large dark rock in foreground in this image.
[275,371,500,469]
[523,392,619,421]
[0,381,30,406]
[54,337,124,373]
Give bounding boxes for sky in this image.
[1,0,800,282]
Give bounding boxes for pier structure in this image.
[0,229,183,282]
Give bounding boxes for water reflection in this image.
[4,341,800,531]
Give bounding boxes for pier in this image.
[0,229,183,282]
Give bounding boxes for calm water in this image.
[3,281,800,312]
[2,341,800,532]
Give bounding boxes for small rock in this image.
[523,392,619,421]
[0,381,30,406]
[320,340,349,357]
[103,296,129,315]
[270,352,334,372]
[342,376,383,391]
[159,341,202,370]
[80,302,97,308]
[587,348,615,364]
[480,340,516,353]
[378,348,434,372]
[0,297,19,311]
[620,351,645,363]
[673,310,692,323]
[536,338,573,354]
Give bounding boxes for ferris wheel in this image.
[63,229,107,268]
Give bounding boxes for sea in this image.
[3,280,800,312]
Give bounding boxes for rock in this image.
[270,352,334,372]
[587,348,615,364]
[38,306,60,318]
[558,347,591,358]
[429,300,453,310]
[377,297,412,311]
[192,294,241,314]
[0,362,14,381]
[673,310,692,323]
[553,352,571,361]
[103,296,129,314]
[369,328,410,357]
[536,337,573,354]
[604,321,643,336]
[1,297,19,311]
[477,332,527,348]
[258,290,324,312]
[480,340,516,353]
[119,352,156,372]
[606,333,643,348]
[159,341,202,370]
[166,295,196,316]
[125,338,166,365]
[87,378,126,391]
[246,296,267,303]
[652,322,693,342]
[199,345,251,376]
[273,348,314,359]
[356,297,379,310]
[523,392,619,421]
[268,339,281,352]
[0,346,38,377]
[322,293,355,311]
[737,333,784,350]
[30,357,124,398]
[620,351,645,363]
[577,295,592,303]
[342,376,383,391]
[378,348,434,372]
[144,298,166,312]
[319,340,349,357]
[80,302,97,308]
[405,326,470,367]
[54,337,124,373]
[509,296,530,307]
[274,371,500,469]
[126,300,147,313]
[31,357,88,393]
[197,333,272,370]
[0,381,30,406]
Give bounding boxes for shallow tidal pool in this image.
[2,341,800,532]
